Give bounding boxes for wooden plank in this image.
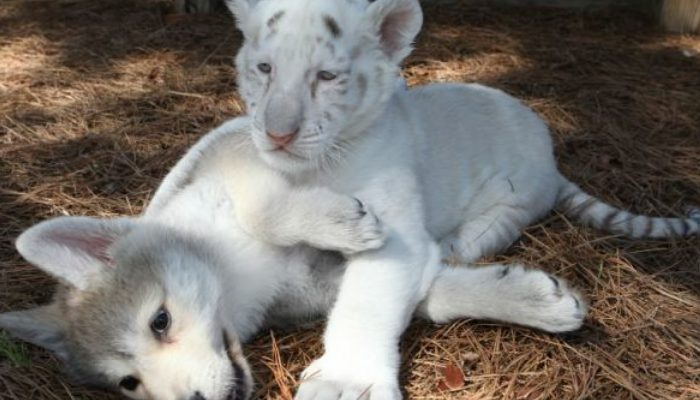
[661,0,700,33]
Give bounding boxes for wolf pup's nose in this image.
[190,391,206,400]
[266,130,298,147]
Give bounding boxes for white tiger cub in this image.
[225,0,700,399]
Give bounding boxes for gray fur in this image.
[1,221,252,399]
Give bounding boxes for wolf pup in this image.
[1,116,593,400]
[225,0,700,398]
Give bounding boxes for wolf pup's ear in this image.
[16,216,134,291]
[0,305,68,360]
[365,0,423,64]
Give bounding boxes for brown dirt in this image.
[0,1,699,399]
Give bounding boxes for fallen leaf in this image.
[437,361,465,391]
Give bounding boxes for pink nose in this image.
[267,130,298,147]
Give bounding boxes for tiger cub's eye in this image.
[257,63,272,74]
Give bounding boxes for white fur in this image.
[224,0,698,398]
[0,115,586,400]
[142,115,585,400]
[3,1,694,397]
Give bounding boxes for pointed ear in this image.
[224,0,259,35]
[365,0,423,63]
[16,217,134,291]
[0,305,68,360]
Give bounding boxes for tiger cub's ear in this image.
[364,0,423,64]
[224,0,262,36]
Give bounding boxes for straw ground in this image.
[0,1,698,399]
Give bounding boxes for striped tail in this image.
[556,180,700,239]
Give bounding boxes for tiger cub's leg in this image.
[418,263,586,333]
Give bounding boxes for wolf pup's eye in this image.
[257,63,272,74]
[119,375,140,391]
[150,307,171,337]
[317,70,337,81]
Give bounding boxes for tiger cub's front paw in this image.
[314,197,386,254]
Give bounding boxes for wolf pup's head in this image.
[228,0,422,173]
[0,217,253,400]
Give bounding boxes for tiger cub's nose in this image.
[266,130,298,147]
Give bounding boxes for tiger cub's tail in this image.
[555,180,700,238]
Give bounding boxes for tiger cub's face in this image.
[227,0,422,173]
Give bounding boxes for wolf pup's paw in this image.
[313,196,386,254]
